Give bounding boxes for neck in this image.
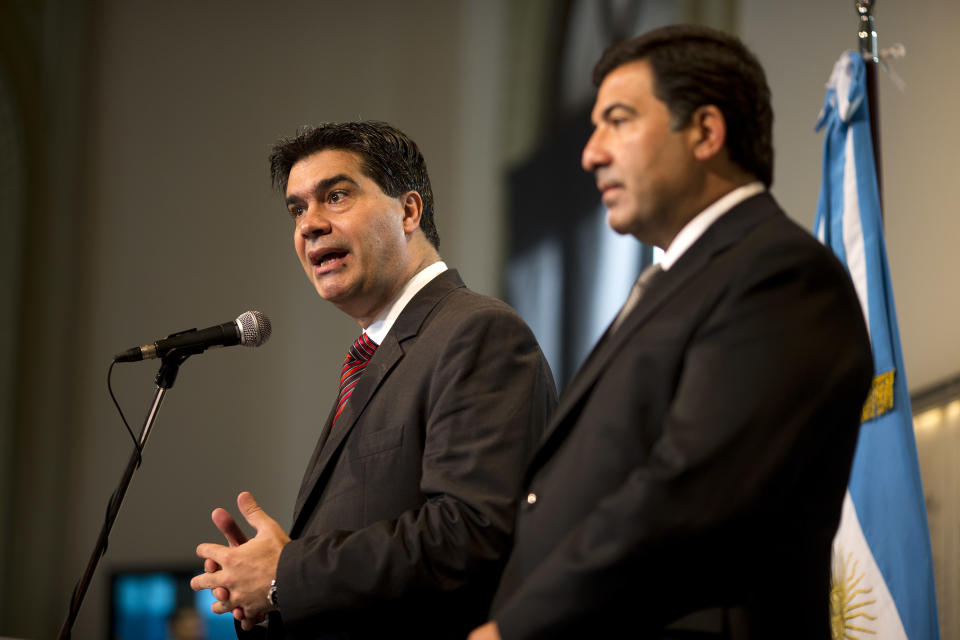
[656,168,757,249]
[346,242,441,328]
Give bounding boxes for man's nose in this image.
[581,129,610,172]
[298,206,332,238]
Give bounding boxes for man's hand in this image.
[203,502,250,622]
[190,491,291,630]
[468,621,502,640]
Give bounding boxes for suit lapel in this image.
[292,402,338,525]
[530,253,697,464]
[290,270,466,534]
[529,194,778,472]
[289,338,403,531]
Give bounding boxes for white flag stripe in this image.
[834,491,908,640]
[842,132,870,339]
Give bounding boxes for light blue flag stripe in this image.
[814,51,939,640]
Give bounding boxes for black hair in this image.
[594,24,773,187]
[269,121,439,248]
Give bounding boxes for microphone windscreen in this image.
[237,310,272,347]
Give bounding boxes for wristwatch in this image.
[267,579,279,608]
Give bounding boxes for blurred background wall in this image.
[1,1,957,637]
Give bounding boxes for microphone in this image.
[113,310,272,362]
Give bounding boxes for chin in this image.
[313,281,349,304]
[605,214,634,236]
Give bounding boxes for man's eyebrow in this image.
[285,174,360,206]
[597,102,637,123]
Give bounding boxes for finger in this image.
[190,559,225,591]
[204,557,220,574]
[236,610,266,630]
[190,572,214,592]
[212,507,248,546]
[196,542,228,565]
[236,491,268,531]
[212,586,230,602]
[212,599,234,615]
[190,573,212,591]
[467,622,501,640]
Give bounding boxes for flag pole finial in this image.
[855,0,879,63]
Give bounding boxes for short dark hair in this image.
[594,24,773,187]
[269,121,439,248]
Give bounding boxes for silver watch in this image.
[267,578,279,608]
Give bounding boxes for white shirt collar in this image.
[364,261,448,344]
[659,182,765,271]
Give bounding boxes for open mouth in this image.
[316,251,347,266]
[308,249,348,274]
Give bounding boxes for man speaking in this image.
[191,121,556,639]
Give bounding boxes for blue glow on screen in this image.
[112,571,237,639]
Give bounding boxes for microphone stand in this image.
[58,346,202,639]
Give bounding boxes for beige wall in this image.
[6,1,512,637]
[739,0,960,391]
[3,1,957,638]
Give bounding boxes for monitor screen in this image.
[110,567,237,640]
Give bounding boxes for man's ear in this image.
[400,190,423,234]
[689,104,727,162]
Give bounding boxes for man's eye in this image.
[289,206,305,218]
[328,190,348,204]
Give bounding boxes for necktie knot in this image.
[334,333,378,426]
[344,333,377,367]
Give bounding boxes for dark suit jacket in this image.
[490,193,874,639]
[254,269,556,639]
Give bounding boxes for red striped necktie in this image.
[333,333,378,426]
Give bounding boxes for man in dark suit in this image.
[470,25,874,640]
[190,121,556,638]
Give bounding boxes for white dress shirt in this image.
[659,182,765,271]
[363,260,448,344]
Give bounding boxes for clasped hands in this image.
[190,491,290,631]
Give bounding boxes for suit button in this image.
[526,492,537,505]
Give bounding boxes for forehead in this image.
[591,59,658,121]
[287,149,366,190]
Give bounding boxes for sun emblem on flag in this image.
[830,548,878,639]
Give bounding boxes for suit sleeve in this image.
[276,302,557,632]
[493,243,873,638]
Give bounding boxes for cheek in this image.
[293,230,310,264]
[369,216,404,253]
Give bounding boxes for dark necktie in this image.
[611,263,663,333]
[333,333,378,426]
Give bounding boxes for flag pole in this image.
[855,0,883,216]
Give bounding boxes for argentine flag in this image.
[814,52,940,640]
